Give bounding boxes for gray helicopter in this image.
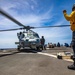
[15,30,41,51]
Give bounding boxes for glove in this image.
[63,10,67,13]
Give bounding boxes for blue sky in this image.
[0,0,75,48]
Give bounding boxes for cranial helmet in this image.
[72,4,75,11]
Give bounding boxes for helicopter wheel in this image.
[36,47,40,50]
[17,48,21,52]
[17,45,21,52]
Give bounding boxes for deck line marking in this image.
[37,52,73,62]
[37,52,57,58]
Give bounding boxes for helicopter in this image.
[16,30,41,51]
[0,8,70,51]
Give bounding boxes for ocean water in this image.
[0,48,16,50]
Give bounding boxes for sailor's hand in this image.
[63,10,67,13]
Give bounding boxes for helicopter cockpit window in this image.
[27,33,34,39]
[27,33,39,39]
[33,33,39,38]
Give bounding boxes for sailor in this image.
[17,32,25,46]
[40,36,45,50]
[63,4,75,70]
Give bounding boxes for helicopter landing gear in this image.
[17,45,21,52]
[36,47,40,50]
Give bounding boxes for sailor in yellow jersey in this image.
[63,4,75,70]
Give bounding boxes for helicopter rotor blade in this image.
[0,28,24,32]
[0,8,70,33]
[33,25,70,29]
[0,8,26,28]
[0,25,70,32]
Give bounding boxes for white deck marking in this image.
[63,59,73,62]
[37,52,57,58]
[37,52,73,62]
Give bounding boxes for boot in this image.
[68,57,75,70]
[68,64,75,70]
